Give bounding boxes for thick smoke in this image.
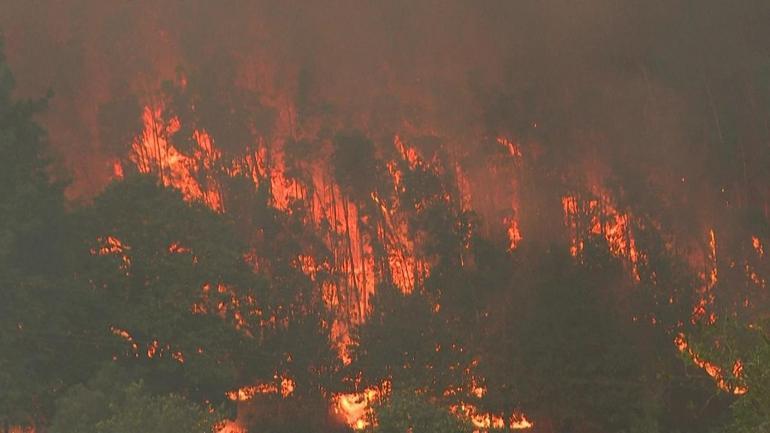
[1,0,769,258]
[2,3,770,429]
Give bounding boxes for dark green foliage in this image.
[0,37,80,426]
[371,389,472,433]
[690,316,770,432]
[721,339,770,433]
[241,395,350,433]
[352,285,469,396]
[478,242,659,433]
[49,364,222,433]
[72,175,268,401]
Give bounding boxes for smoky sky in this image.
[1,0,769,245]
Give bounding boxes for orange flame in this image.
[692,229,719,324]
[451,403,533,431]
[561,192,639,279]
[505,216,522,251]
[92,236,132,273]
[112,160,124,180]
[333,387,381,430]
[674,333,747,395]
[226,377,295,402]
[496,137,522,158]
[131,105,223,212]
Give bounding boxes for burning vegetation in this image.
[1,1,770,433]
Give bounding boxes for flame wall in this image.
[2,2,770,423]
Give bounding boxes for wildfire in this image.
[394,134,423,169]
[110,325,139,355]
[692,229,719,325]
[111,78,746,433]
[168,241,192,254]
[216,420,245,433]
[131,105,223,212]
[674,333,747,395]
[332,378,533,432]
[496,137,522,158]
[745,262,766,289]
[384,136,433,293]
[5,4,770,433]
[92,235,132,273]
[561,191,639,279]
[562,196,583,257]
[505,216,522,251]
[126,100,436,358]
[334,387,381,430]
[226,377,296,401]
[112,160,124,179]
[511,414,535,430]
[707,229,718,288]
[451,403,533,431]
[752,235,764,258]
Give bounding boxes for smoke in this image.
[1,0,768,253]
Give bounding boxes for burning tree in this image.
[1,1,770,432]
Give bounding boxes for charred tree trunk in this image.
[358,222,369,319]
[342,196,360,322]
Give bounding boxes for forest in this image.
[1,1,770,433]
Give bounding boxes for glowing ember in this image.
[110,325,139,355]
[168,242,191,254]
[93,236,132,272]
[93,235,126,256]
[505,216,522,251]
[112,160,124,179]
[692,229,719,324]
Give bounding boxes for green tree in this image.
[689,316,770,432]
[0,37,89,428]
[722,335,770,433]
[49,364,221,433]
[371,389,471,433]
[351,284,469,397]
[71,175,270,402]
[480,242,660,433]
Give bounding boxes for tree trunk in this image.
[342,196,360,322]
